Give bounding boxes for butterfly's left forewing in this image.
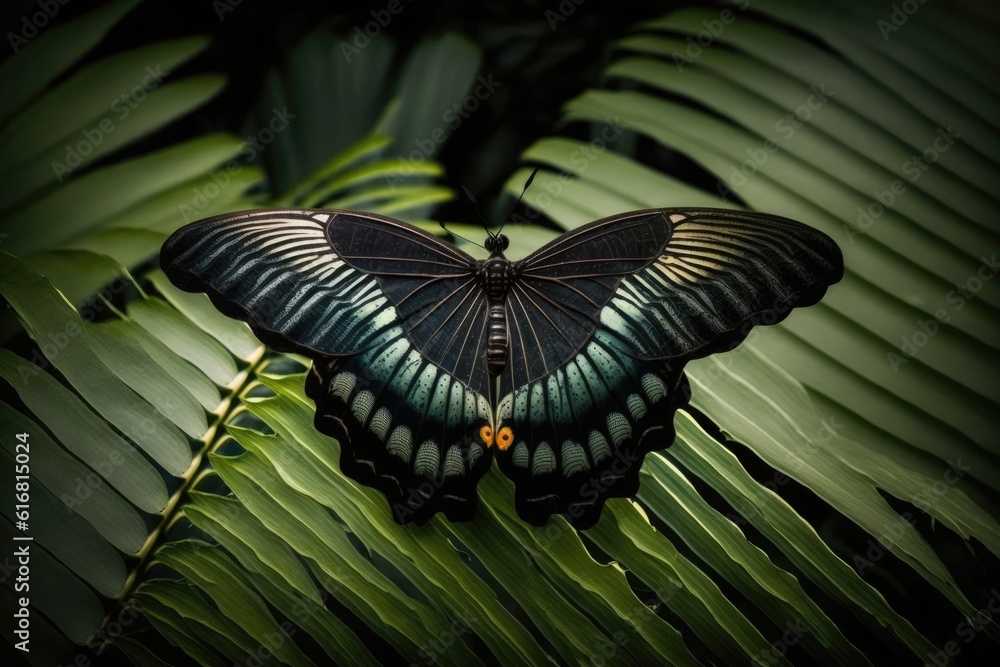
[161,209,494,524]
[497,208,843,528]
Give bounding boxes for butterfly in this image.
[160,207,842,529]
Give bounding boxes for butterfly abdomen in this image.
[486,303,507,376]
[481,256,513,377]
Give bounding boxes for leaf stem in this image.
[109,345,268,610]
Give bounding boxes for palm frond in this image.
[2,2,997,666]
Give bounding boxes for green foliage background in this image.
[1,0,997,665]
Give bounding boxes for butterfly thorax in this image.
[481,255,513,299]
[479,253,514,377]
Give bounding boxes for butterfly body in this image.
[477,237,514,377]
[162,206,843,528]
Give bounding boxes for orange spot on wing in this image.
[479,425,494,448]
[496,426,514,451]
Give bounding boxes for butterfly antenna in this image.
[460,185,494,239]
[438,220,485,249]
[497,167,540,236]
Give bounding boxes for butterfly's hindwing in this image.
[306,345,494,525]
[494,327,690,528]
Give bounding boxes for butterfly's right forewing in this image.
[161,210,392,357]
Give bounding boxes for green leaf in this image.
[0,37,211,168]
[86,320,209,438]
[184,492,320,604]
[151,541,315,666]
[251,31,398,191]
[587,502,789,666]
[666,411,939,658]
[209,442,445,661]
[0,256,192,475]
[638,450,869,665]
[64,227,167,270]
[382,33,482,159]
[279,133,394,204]
[2,134,247,254]
[0,350,167,513]
[104,164,265,234]
[104,318,222,412]
[137,579,263,664]
[1,519,105,644]
[805,392,1000,557]
[147,270,261,361]
[685,346,978,621]
[0,0,140,123]
[0,460,127,597]
[111,635,178,667]
[184,496,378,666]
[1,72,227,209]
[128,296,240,387]
[470,472,701,666]
[236,381,549,665]
[23,248,130,310]
[0,402,147,554]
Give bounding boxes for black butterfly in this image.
[161,207,842,529]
